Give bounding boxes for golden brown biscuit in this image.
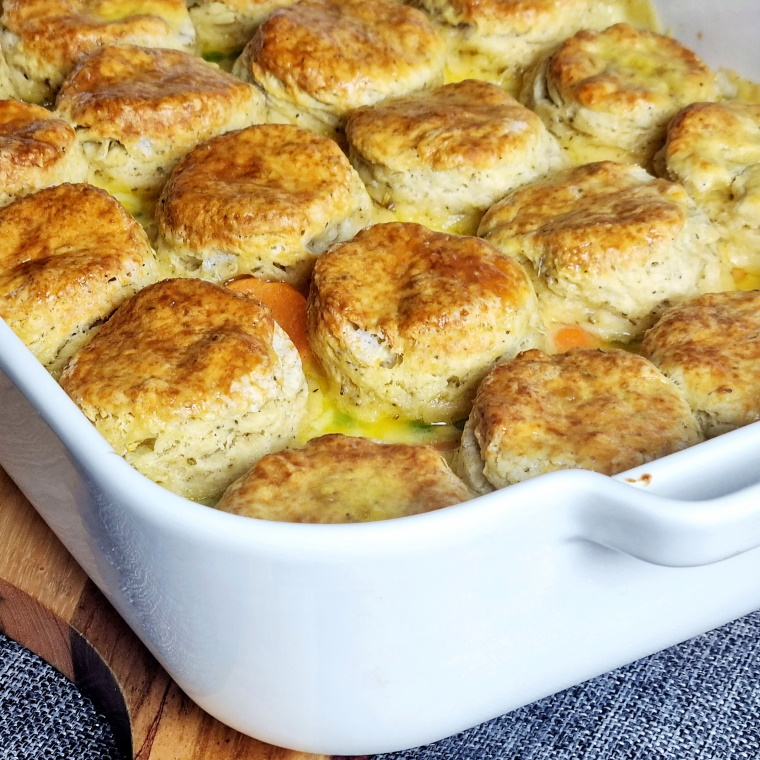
[520,24,720,167]
[232,0,446,144]
[308,222,543,424]
[345,79,567,235]
[640,290,760,438]
[55,45,265,200]
[478,161,724,343]
[410,0,650,92]
[454,348,703,493]
[188,0,297,56]
[59,277,309,502]
[155,124,374,286]
[0,99,88,207]
[656,101,760,272]
[0,0,197,104]
[0,183,158,378]
[217,433,471,522]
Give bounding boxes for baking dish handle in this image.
[576,476,760,568]
[562,419,760,567]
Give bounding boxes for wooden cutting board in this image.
[0,466,360,760]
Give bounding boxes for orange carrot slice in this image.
[226,276,314,361]
[552,325,600,353]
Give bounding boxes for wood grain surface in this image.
[0,466,349,760]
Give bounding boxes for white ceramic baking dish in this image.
[2,1,760,754]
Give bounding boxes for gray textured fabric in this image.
[0,634,123,760]
[2,612,760,759]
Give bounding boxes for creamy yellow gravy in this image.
[296,365,463,450]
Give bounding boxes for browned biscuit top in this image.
[471,348,702,477]
[310,222,534,355]
[662,101,760,198]
[59,277,281,418]
[0,183,151,305]
[547,24,716,115]
[346,79,547,172]
[55,45,258,142]
[217,433,470,522]
[249,0,444,107]
[641,290,760,402]
[479,161,688,275]
[157,124,360,250]
[665,101,760,154]
[2,0,191,71]
[0,99,77,176]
